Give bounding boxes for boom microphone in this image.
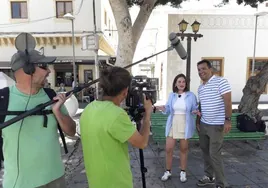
[169,32,187,60]
[1,32,186,129]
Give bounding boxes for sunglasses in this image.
[37,64,48,70]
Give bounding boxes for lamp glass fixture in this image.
[178,19,188,33]
[191,20,201,33]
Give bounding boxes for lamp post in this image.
[63,13,77,88]
[251,11,268,76]
[176,19,203,89]
[92,0,99,99]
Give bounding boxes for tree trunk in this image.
[238,63,268,122]
[132,0,157,48]
[109,0,134,68]
[109,0,157,68]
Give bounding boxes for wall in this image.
[0,0,117,92]
[100,0,118,51]
[0,0,101,33]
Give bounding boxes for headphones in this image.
[15,33,36,75]
[22,50,35,75]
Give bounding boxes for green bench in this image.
[151,112,266,150]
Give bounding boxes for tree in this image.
[109,0,159,68]
[226,0,265,7]
[238,63,268,121]
[109,0,267,120]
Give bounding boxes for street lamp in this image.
[251,11,268,76]
[177,19,203,89]
[63,13,77,88]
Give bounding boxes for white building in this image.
[0,0,117,91]
[131,4,268,103]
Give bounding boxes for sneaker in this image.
[161,171,171,181]
[180,171,187,182]
[197,175,215,187]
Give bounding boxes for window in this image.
[56,1,73,18]
[247,58,268,93]
[11,1,28,19]
[84,70,93,83]
[202,57,224,76]
[104,10,107,25]
[247,58,268,77]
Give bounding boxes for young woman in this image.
[156,74,199,183]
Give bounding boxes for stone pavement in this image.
[65,136,268,188]
[1,103,268,188]
[1,132,268,188]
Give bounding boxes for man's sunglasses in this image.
[37,64,48,70]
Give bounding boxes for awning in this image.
[0,61,10,69]
[99,35,115,56]
[54,58,96,65]
[53,56,109,65]
[0,33,116,56]
[0,56,110,68]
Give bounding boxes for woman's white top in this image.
[173,93,186,114]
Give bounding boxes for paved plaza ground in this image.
[1,103,268,188]
[63,136,268,188]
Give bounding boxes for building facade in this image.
[131,5,268,103]
[167,12,268,103]
[0,0,117,91]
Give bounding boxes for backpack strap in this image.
[0,87,9,123]
[0,87,9,166]
[0,109,53,116]
[43,88,68,154]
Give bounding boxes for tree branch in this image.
[132,0,157,49]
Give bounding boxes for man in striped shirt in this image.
[196,60,232,188]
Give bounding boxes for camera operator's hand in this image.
[143,94,153,115]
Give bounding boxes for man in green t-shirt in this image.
[80,66,152,188]
[1,49,76,188]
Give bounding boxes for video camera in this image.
[126,75,158,111]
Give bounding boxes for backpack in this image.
[237,113,266,132]
[0,87,68,169]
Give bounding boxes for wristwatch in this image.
[225,117,231,121]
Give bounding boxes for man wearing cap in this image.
[1,49,76,188]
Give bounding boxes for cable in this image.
[0,16,55,28]
[12,78,32,188]
[75,0,84,15]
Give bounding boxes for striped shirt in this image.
[198,75,231,125]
